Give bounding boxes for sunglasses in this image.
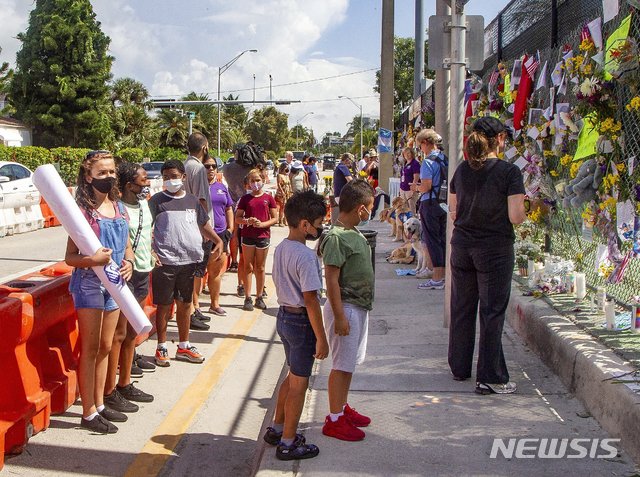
[85,150,111,159]
[204,164,217,170]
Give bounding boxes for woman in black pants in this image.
[448,117,526,395]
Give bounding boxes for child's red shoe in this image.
[322,415,365,441]
[344,404,371,427]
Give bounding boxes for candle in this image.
[605,300,615,330]
[596,286,607,311]
[575,272,586,300]
[527,259,535,277]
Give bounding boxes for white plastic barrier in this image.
[0,188,44,236]
[32,165,152,335]
[389,178,401,199]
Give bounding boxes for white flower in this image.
[580,78,601,97]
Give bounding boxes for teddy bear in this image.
[562,158,604,208]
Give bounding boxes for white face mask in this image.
[164,178,183,193]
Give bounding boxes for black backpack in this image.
[236,142,266,168]
[432,151,449,203]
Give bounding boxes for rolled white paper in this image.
[32,164,151,335]
[575,272,586,300]
[604,300,615,330]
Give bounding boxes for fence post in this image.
[497,13,503,61]
[551,0,558,47]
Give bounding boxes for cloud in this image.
[2,0,380,141]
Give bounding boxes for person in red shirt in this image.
[235,169,278,311]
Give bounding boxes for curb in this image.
[507,287,640,464]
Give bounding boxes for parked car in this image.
[0,161,39,205]
[141,161,163,179]
[322,155,336,171]
[265,159,274,171]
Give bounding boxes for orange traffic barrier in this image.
[39,196,61,228]
[0,262,79,465]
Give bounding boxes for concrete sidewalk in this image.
[256,221,638,477]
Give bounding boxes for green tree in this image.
[156,109,188,149]
[374,37,435,118]
[245,106,290,154]
[223,94,249,129]
[0,47,14,115]
[10,0,114,147]
[109,77,158,149]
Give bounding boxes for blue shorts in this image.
[69,268,118,311]
[276,307,317,378]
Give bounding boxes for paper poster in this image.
[536,61,548,90]
[605,15,632,79]
[543,106,554,120]
[378,128,393,153]
[617,200,635,242]
[505,146,518,160]
[527,126,540,140]
[592,51,605,66]
[629,156,636,175]
[511,60,523,89]
[633,216,640,257]
[555,103,571,129]
[551,61,564,86]
[558,74,568,95]
[595,243,610,274]
[574,113,599,161]
[587,17,604,49]
[514,156,528,170]
[528,108,544,126]
[582,220,594,242]
[603,0,619,23]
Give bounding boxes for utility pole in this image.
[443,2,466,328]
[253,74,256,103]
[379,0,395,194]
[269,75,273,103]
[414,0,424,100]
[435,0,450,147]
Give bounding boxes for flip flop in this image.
[208,307,227,316]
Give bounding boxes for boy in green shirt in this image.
[320,180,375,441]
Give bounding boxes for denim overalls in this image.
[69,202,128,311]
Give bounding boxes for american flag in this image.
[524,55,540,79]
[581,25,591,42]
[609,251,632,284]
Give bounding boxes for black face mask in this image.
[91,176,116,194]
[305,225,324,241]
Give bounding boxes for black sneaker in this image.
[193,308,211,322]
[228,262,239,273]
[135,354,156,373]
[190,315,210,331]
[263,427,306,446]
[237,285,245,297]
[243,297,254,311]
[117,383,154,403]
[130,363,144,378]
[276,442,319,461]
[254,296,267,310]
[262,287,268,298]
[99,406,128,422]
[81,414,118,434]
[104,388,139,413]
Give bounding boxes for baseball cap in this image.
[472,117,507,138]
[368,148,378,157]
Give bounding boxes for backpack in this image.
[432,151,449,203]
[236,142,266,168]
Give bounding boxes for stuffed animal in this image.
[562,158,604,208]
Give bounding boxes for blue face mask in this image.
[357,207,370,228]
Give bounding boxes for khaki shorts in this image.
[323,301,369,373]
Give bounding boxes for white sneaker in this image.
[417,279,445,290]
[415,269,433,279]
[475,382,517,395]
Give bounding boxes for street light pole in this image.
[269,75,273,103]
[338,96,363,160]
[217,49,258,156]
[295,112,314,149]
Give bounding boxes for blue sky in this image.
[0,0,510,139]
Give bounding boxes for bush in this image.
[147,147,185,162]
[116,147,145,163]
[51,147,89,185]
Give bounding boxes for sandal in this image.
[208,307,227,316]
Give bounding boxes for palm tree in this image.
[110,77,151,108]
[156,109,189,149]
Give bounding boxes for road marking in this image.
[124,311,260,477]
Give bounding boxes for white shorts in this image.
[323,301,369,373]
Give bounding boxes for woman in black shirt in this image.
[448,117,526,395]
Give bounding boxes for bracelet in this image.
[124,258,134,268]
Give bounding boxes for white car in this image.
[0,161,40,205]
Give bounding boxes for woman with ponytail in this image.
[448,117,526,395]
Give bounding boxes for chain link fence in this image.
[482,0,640,305]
